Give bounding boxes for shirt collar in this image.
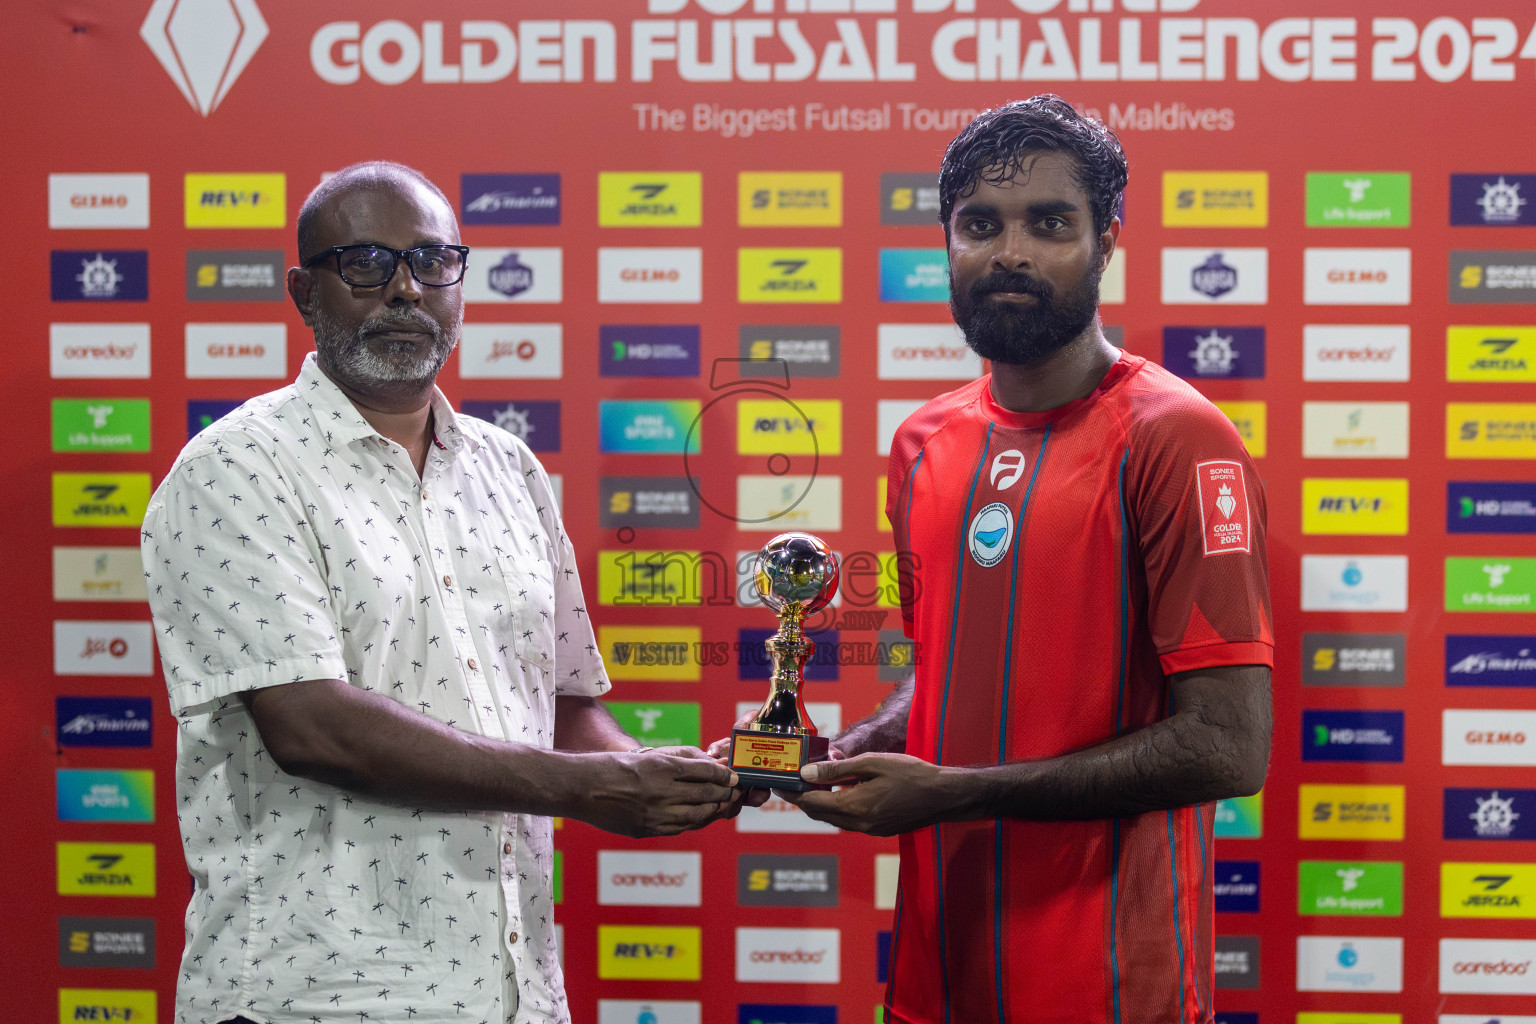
[296,351,479,455]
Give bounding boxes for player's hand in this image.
[775,753,966,837]
[575,750,740,838]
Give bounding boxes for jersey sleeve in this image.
[1127,391,1273,675]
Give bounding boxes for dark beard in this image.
[950,262,1102,366]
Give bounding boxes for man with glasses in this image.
[141,162,740,1024]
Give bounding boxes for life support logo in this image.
[967,502,1014,568]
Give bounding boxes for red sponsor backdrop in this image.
[6,1,1536,1021]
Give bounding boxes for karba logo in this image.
[80,636,131,660]
[611,872,688,887]
[748,948,827,964]
[207,343,265,359]
[488,339,537,362]
[1453,959,1532,975]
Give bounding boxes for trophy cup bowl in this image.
[731,532,839,791]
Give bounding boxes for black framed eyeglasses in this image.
[304,244,470,288]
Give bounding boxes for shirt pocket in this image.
[496,553,556,672]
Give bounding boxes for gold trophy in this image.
[730,532,839,791]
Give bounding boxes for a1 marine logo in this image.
[141,0,268,116]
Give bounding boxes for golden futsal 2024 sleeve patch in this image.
[1195,459,1251,556]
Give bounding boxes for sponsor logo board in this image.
[597,925,701,980]
[1304,248,1412,304]
[1161,248,1268,304]
[185,249,284,301]
[1452,250,1536,303]
[460,400,560,452]
[184,322,286,378]
[598,627,703,681]
[1303,633,1406,687]
[877,323,981,380]
[600,477,698,530]
[51,250,148,302]
[461,173,560,225]
[1300,784,1405,840]
[1439,938,1536,994]
[1447,403,1536,459]
[739,248,841,303]
[184,173,284,227]
[739,628,839,682]
[738,325,841,378]
[57,842,156,896]
[1297,936,1404,992]
[878,400,925,456]
[1303,710,1405,762]
[458,323,562,379]
[1302,402,1410,459]
[735,794,838,834]
[1306,172,1411,228]
[1442,862,1536,918]
[1445,788,1536,841]
[1446,557,1536,612]
[1213,860,1260,913]
[879,249,948,302]
[597,550,707,607]
[877,629,917,683]
[58,989,157,1024]
[1440,1018,1536,1024]
[1215,792,1263,838]
[55,697,154,748]
[597,1002,700,1024]
[1451,174,1535,226]
[598,172,702,227]
[58,917,156,968]
[1163,326,1265,379]
[875,853,900,910]
[1163,172,1268,227]
[53,620,154,676]
[600,401,700,455]
[464,248,562,303]
[1449,482,1536,534]
[187,399,242,439]
[739,172,842,227]
[604,702,700,748]
[737,1006,836,1024]
[57,769,154,823]
[1444,710,1536,765]
[50,323,151,379]
[600,247,703,304]
[48,174,150,229]
[1448,325,1536,383]
[881,172,940,226]
[738,855,839,907]
[1213,935,1260,989]
[737,475,842,531]
[1447,634,1536,687]
[1298,861,1403,916]
[51,400,150,454]
[600,324,699,377]
[738,399,841,456]
[1214,401,1266,458]
[735,928,840,984]
[1303,325,1411,382]
[52,473,152,528]
[1301,556,1408,612]
[598,851,701,906]
[1301,478,1409,535]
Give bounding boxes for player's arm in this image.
[244,680,740,838]
[780,664,1270,837]
[829,672,912,757]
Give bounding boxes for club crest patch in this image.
[967,501,1015,568]
[1195,459,1251,555]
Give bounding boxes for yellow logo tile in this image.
[1297,1015,1400,1024]
[739,172,843,227]
[878,476,892,533]
[1447,403,1536,459]
[1447,326,1536,382]
[1441,861,1536,918]
[1301,478,1409,535]
[598,172,702,227]
[1299,784,1404,841]
[59,989,157,1024]
[597,925,701,980]
[1214,401,1266,458]
[598,626,702,681]
[1162,172,1268,227]
[52,473,152,528]
[184,173,285,227]
[737,399,842,456]
[597,550,708,607]
[57,841,156,896]
[738,248,842,303]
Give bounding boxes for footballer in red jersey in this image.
[782,96,1273,1024]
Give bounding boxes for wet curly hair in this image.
[938,94,1128,237]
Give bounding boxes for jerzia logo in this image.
[141,0,268,115]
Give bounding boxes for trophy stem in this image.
[746,604,817,736]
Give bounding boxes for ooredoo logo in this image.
[1440,939,1536,993]
[50,324,151,379]
[597,851,700,907]
[735,928,840,983]
[141,0,268,116]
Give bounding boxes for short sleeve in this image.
[1128,396,1274,676]
[141,438,345,716]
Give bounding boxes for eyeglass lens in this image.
[338,246,465,287]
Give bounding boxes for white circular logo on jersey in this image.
[967,501,1015,568]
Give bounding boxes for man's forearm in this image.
[830,674,913,757]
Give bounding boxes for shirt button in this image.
[503,842,512,855]
[442,574,452,588]
[508,931,519,944]
[467,658,479,671]
[421,490,430,502]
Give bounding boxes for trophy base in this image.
[730,730,830,792]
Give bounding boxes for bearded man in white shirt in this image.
[141,161,741,1024]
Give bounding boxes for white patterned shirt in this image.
[141,353,609,1024]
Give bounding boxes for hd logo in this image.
[184,173,285,227]
[599,173,702,227]
[738,249,842,303]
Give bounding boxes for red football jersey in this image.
[883,352,1272,1024]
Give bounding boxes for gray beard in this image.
[313,305,460,395]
